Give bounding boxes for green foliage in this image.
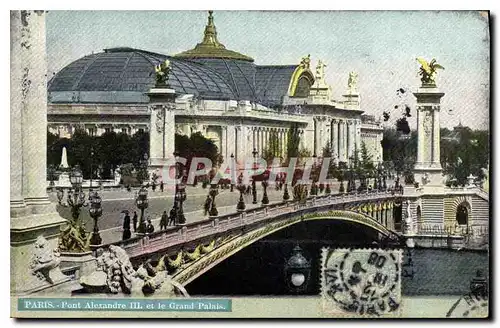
[176,132,221,168]
[381,126,489,187]
[286,124,301,161]
[262,130,282,164]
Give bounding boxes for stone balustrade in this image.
[103,189,402,259]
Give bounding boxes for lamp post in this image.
[339,168,345,193]
[283,182,290,201]
[252,148,258,204]
[236,173,246,211]
[261,180,269,205]
[90,145,94,190]
[89,191,103,246]
[209,183,219,217]
[67,166,86,226]
[173,150,186,225]
[284,245,311,294]
[135,185,149,234]
[230,153,235,192]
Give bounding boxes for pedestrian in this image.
[132,211,138,232]
[204,195,212,216]
[152,182,156,192]
[168,206,177,226]
[160,210,168,230]
[123,211,131,230]
[160,180,164,192]
[146,217,155,234]
[122,227,131,240]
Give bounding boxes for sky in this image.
[46,10,490,130]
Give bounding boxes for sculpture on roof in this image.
[155,59,171,87]
[416,57,444,86]
[315,60,327,83]
[347,71,358,91]
[300,54,311,70]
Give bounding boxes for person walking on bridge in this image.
[132,211,138,232]
[160,210,168,230]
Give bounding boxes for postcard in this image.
[10,10,490,318]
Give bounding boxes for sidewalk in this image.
[99,200,272,244]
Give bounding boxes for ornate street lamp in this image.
[67,166,86,225]
[90,145,94,189]
[208,183,219,217]
[252,148,258,204]
[89,191,103,246]
[172,150,186,225]
[261,180,270,205]
[236,173,246,211]
[230,153,235,192]
[284,245,311,294]
[135,185,149,234]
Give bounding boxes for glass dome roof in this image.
[48,47,236,102]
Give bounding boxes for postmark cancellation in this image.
[320,248,402,317]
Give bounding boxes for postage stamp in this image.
[9,9,490,319]
[320,248,402,317]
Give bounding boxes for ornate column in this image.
[236,125,248,161]
[413,80,445,188]
[11,11,68,295]
[221,126,228,161]
[227,125,236,160]
[148,91,176,171]
[347,120,354,163]
[252,127,256,153]
[331,119,338,161]
[338,120,345,162]
[314,117,321,157]
[355,119,362,158]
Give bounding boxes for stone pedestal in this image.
[147,88,177,177]
[342,91,361,109]
[413,85,445,191]
[10,10,69,295]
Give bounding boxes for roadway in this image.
[51,179,394,245]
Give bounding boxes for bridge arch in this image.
[171,209,400,286]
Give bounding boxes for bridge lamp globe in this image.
[284,245,311,293]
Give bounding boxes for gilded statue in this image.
[416,57,444,85]
[155,59,172,87]
[300,54,311,70]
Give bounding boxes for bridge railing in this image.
[103,189,402,258]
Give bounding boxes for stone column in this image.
[148,89,176,171]
[11,11,68,295]
[331,119,338,161]
[10,10,25,209]
[22,11,51,207]
[413,86,445,187]
[221,126,228,161]
[347,120,354,163]
[236,125,248,161]
[227,125,236,159]
[314,117,321,157]
[355,119,362,158]
[338,120,345,162]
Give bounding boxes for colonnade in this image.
[313,116,362,163]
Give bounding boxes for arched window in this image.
[293,76,311,97]
[416,206,422,222]
[456,204,468,225]
[393,200,402,231]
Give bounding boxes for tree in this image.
[286,124,301,162]
[262,130,281,164]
